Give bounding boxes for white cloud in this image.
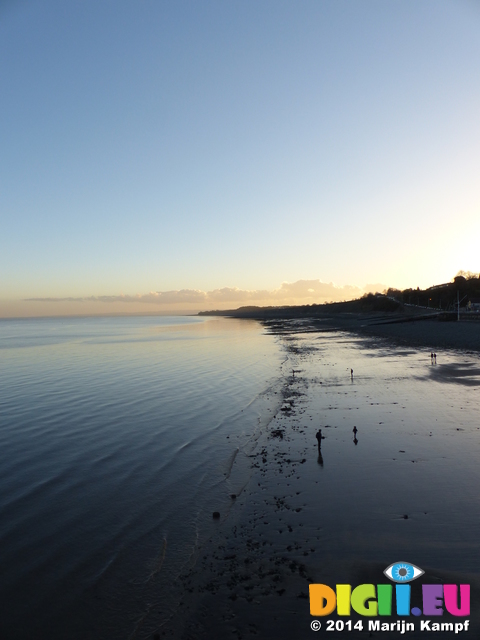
[24,279,387,309]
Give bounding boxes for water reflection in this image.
[0,316,283,639]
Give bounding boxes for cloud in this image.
[364,283,388,294]
[26,290,208,304]
[24,279,387,310]
[272,280,364,301]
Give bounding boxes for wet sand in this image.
[162,329,480,639]
[265,316,480,353]
[351,318,480,353]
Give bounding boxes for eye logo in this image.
[384,561,424,583]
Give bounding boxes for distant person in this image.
[353,426,358,435]
[316,429,325,453]
[350,369,354,379]
[431,352,434,362]
[434,353,437,363]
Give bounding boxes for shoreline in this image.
[199,299,480,353]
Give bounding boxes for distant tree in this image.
[386,288,401,298]
[456,271,478,280]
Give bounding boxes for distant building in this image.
[426,282,450,291]
[467,298,480,311]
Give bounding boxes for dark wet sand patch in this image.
[427,362,480,386]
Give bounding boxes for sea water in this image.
[0,316,282,639]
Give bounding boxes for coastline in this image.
[164,322,480,639]
[200,306,480,353]
[198,293,480,353]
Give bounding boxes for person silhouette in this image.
[316,429,325,453]
[353,426,358,435]
[350,369,354,379]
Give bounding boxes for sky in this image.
[1,0,479,316]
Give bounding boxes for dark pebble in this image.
[213,512,220,519]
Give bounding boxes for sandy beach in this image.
[161,322,480,639]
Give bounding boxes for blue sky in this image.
[1,0,479,315]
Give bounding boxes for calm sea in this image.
[0,316,283,639]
